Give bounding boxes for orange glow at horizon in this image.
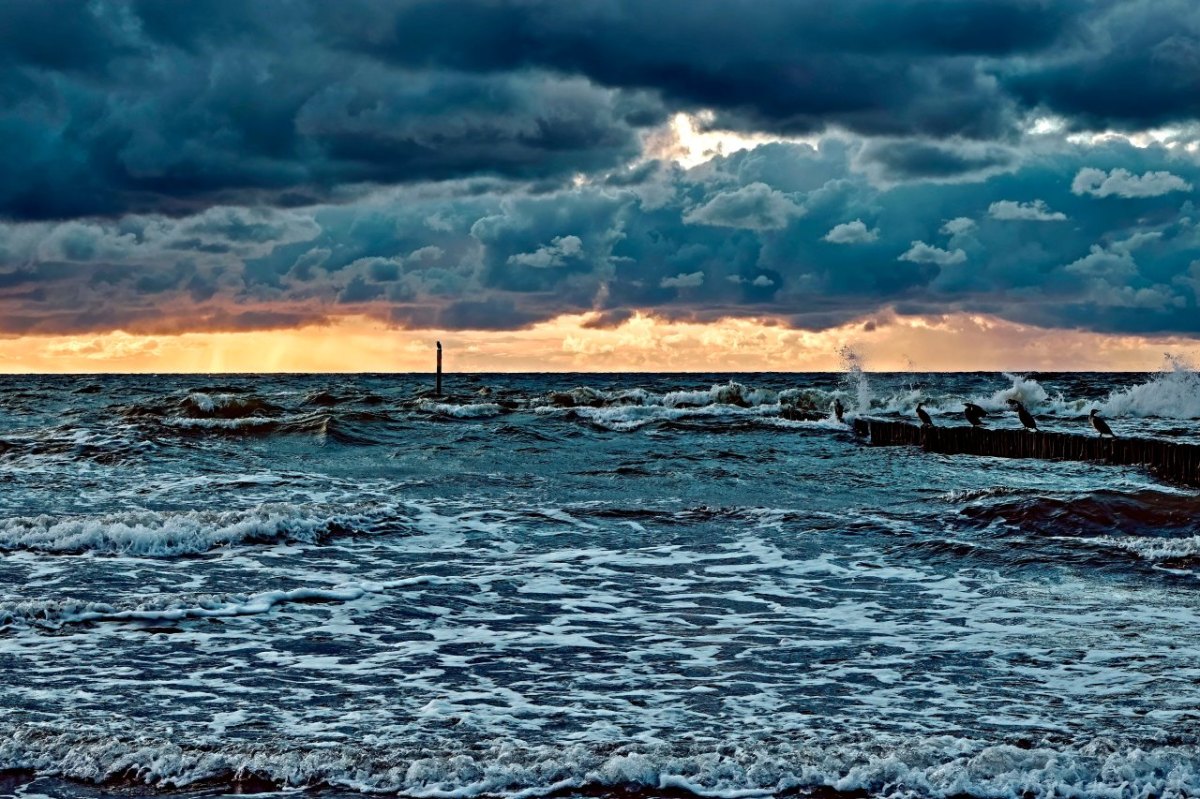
[0,312,1198,374]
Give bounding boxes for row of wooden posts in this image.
[854,418,1200,487]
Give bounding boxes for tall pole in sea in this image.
[435,341,443,397]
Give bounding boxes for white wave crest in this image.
[419,400,505,418]
[661,382,779,409]
[179,392,275,418]
[0,504,383,556]
[1100,355,1200,419]
[165,415,283,429]
[4,733,1200,798]
[553,402,789,432]
[1094,534,1200,562]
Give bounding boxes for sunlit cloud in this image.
[644,112,818,169]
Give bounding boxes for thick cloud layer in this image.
[3,135,1199,337]
[2,0,1198,220]
[1,0,1199,342]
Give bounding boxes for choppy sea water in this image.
[3,368,1200,799]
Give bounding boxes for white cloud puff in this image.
[899,241,967,266]
[988,199,1067,221]
[1072,168,1192,198]
[823,219,879,244]
[507,235,584,268]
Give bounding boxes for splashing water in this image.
[838,345,873,413]
[1101,354,1200,419]
[981,373,1058,411]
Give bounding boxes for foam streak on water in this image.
[2,372,1200,798]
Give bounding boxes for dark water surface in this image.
[3,369,1200,798]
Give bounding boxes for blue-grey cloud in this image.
[4,134,1200,336]
[2,0,1196,222]
[988,199,1068,221]
[2,1,1200,342]
[824,220,880,244]
[1072,167,1194,198]
[683,183,805,231]
[899,241,968,266]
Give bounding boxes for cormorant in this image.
[1089,408,1115,438]
[1007,399,1037,431]
[833,398,845,423]
[963,402,988,427]
[916,402,933,427]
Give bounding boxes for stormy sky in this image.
[2,0,1200,350]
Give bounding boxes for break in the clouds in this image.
[2,0,1200,343]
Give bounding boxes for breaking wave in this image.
[179,392,282,419]
[1101,355,1200,419]
[4,733,1200,799]
[0,503,399,556]
[0,583,385,631]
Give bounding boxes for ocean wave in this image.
[0,503,391,556]
[540,403,791,432]
[1092,534,1200,563]
[1100,355,1200,419]
[0,576,439,632]
[530,382,840,430]
[874,373,1072,418]
[4,733,1200,798]
[1,584,372,631]
[881,362,1200,422]
[179,392,282,419]
[543,381,835,414]
[956,489,1200,539]
[419,400,508,418]
[937,486,1033,503]
[164,414,294,431]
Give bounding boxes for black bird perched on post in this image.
[963,402,988,427]
[916,402,933,427]
[1007,399,1037,431]
[833,398,845,423]
[1089,408,1115,438]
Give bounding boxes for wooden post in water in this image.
[435,340,443,397]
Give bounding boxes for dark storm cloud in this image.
[3,0,1200,341]
[328,0,1200,139]
[857,140,1018,182]
[0,1,659,220]
[1005,0,1200,131]
[2,0,1197,222]
[0,0,1193,223]
[342,0,1073,138]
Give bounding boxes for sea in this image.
[3,366,1200,799]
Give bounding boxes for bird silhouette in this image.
[916,402,933,427]
[1007,399,1037,431]
[1089,408,1115,438]
[833,398,845,423]
[963,402,988,427]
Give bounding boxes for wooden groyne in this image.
[853,419,1200,487]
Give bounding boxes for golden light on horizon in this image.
[1,311,1199,374]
